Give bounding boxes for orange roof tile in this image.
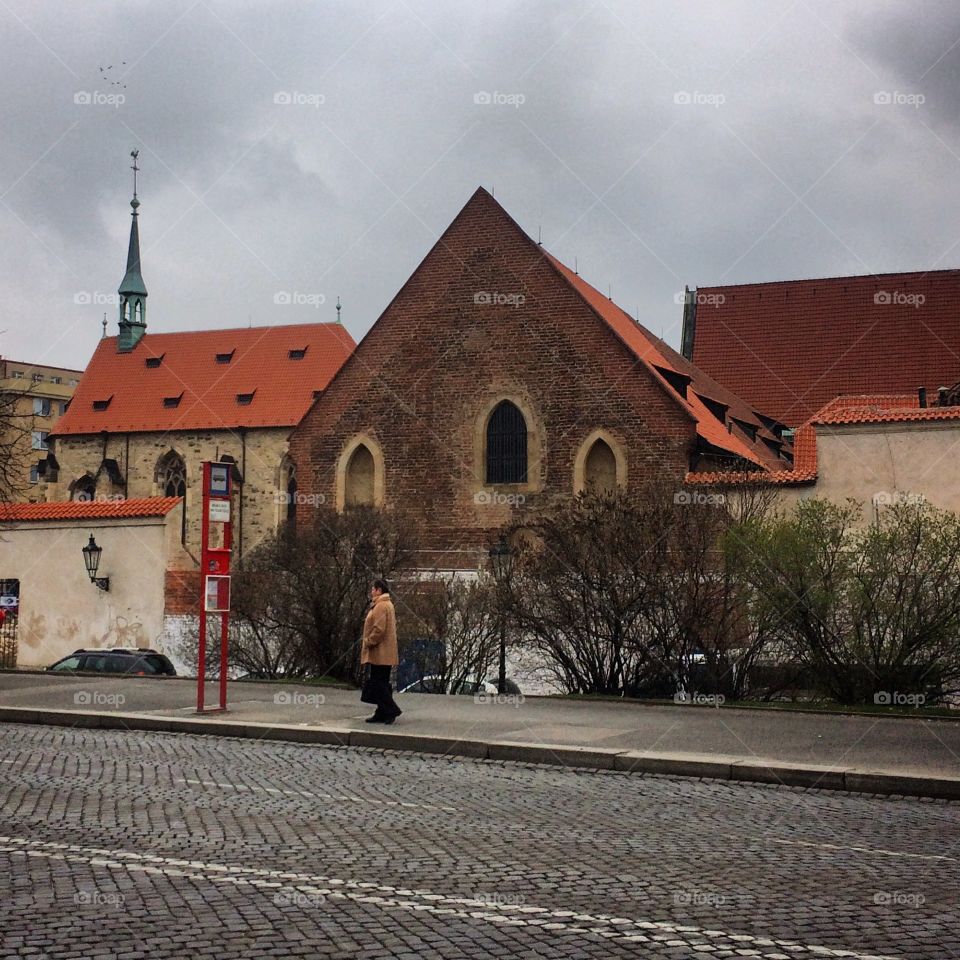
[54,323,355,436]
[546,254,787,471]
[687,270,960,426]
[0,497,182,522]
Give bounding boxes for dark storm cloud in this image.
[2,1,960,370]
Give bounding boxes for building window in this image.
[574,430,627,496]
[29,465,39,485]
[236,392,255,405]
[345,445,375,507]
[51,376,61,385]
[70,474,96,502]
[58,401,68,416]
[68,379,78,387]
[156,450,187,497]
[32,398,51,416]
[584,438,617,493]
[486,400,527,484]
[32,374,43,383]
[31,431,48,451]
[285,462,297,524]
[12,371,23,380]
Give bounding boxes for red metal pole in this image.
[197,462,211,713]
[219,613,228,710]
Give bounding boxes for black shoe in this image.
[365,715,386,723]
[382,715,396,725]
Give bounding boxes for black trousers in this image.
[368,664,401,718]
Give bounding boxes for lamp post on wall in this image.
[81,534,110,591]
[488,534,513,695]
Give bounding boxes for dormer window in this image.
[92,398,112,411]
[236,391,255,406]
[145,355,164,368]
[216,350,235,365]
[289,347,307,360]
[696,393,728,424]
[163,394,182,408]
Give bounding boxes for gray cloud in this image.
[2,0,959,371]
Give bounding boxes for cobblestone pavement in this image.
[0,725,957,959]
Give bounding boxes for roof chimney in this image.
[918,387,927,408]
[938,386,949,406]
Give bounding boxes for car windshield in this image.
[52,656,81,671]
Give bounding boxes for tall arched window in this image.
[156,450,187,542]
[345,444,375,507]
[156,450,187,497]
[486,400,527,484]
[584,438,617,493]
[284,460,297,524]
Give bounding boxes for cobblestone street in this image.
[0,724,957,959]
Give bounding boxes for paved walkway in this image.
[1,673,959,798]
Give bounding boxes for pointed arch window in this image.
[584,438,617,493]
[282,459,298,524]
[156,450,187,542]
[486,400,527,484]
[345,444,376,508]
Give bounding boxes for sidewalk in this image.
[1,672,958,799]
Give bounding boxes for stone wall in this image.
[49,427,292,562]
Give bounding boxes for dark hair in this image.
[372,577,390,594]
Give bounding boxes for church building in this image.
[47,156,356,564]
[290,188,792,571]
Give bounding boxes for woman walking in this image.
[361,578,402,724]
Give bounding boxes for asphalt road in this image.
[0,724,957,959]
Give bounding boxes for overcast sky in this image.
[2,0,959,370]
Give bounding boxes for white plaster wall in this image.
[1,514,174,667]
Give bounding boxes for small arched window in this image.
[345,444,375,507]
[486,400,527,484]
[70,474,96,502]
[584,438,617,493]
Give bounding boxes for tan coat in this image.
[360,593,398,666]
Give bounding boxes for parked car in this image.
[47,648,176,677]
[400,675,521,696]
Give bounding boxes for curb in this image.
[1,707,957,801]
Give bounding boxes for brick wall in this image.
[290,188,695,568]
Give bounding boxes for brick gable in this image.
[291,189,748,566]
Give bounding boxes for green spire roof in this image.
[118,196,147,297]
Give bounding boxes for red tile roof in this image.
[686,270,960,427]
[54,323,355,436]
[686,392,960,486]
[0,497,181,522]
[546,255,788,471]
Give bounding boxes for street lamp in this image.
[81,534,110,591]
[488,534,513,695]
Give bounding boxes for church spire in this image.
[117,149,147,352]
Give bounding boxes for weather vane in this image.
[130,149,140,200]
